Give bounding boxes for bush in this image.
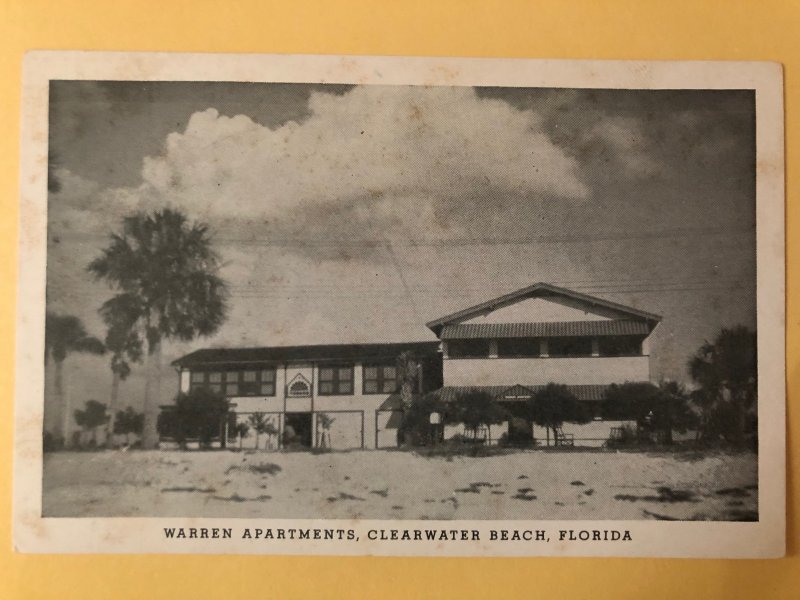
[527,383,588,443]
[159,388,230,449]
[74,400,109,448]
[450,390,508,445]
[606,423,648,448]
[399,392,448,446]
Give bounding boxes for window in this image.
[547,337,592,357]
[189,368,276,397]
[207,371,222,394]
[288,379,311,397]
[448,339,490,358]
[225,371,240,396]
[598,336,642,357]
[260,369,276,396]
[241,370,258,395]
[363,363,399,394]
[318,364,354,395]
[497,338,541,358]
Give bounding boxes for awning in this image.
[435,384,612,403]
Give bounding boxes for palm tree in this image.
[88,209,228,448]
[45,312,105,446]
[396,351,421,411]
[688,325,757,442]
[102,308,144,444]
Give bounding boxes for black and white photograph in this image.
[14,53,785,557]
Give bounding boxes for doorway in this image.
[284,413,312,448]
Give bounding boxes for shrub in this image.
[527,384,588,444]
[160,387,230,449]
[399,392,448,446]
[449,390,508,445]
[74,400,109,447]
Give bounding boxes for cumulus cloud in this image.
[134,86,590,246]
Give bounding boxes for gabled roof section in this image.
[426,282,662,336]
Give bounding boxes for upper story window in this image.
[598,336,642,357]
[448,339,490,358]
[260,369,276,396]
[363,363,398,394]
[190,367,277,397]
[547,337,593,358]
[318,364,354,395]
[497,338,541,358]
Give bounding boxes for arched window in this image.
[288,379,310,397]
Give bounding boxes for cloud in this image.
[134,86,590,248]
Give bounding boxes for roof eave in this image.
[426,282,663,331]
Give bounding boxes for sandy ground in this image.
[42,449,758,521]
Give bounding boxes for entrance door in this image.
[284,413,312,448]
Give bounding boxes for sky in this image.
[44,81,757,429]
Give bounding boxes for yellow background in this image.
[0,1,796,598]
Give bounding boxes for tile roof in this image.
[440,320,650,340]
[435,384,613,403]
[172,341,440,368]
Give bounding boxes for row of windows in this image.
[190,368,277,397]
[190,364,400,397]
[448,337,643,359]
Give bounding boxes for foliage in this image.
[450,390,508,443]
[114,407,144,436]
[396,351,420,411]
[235,422,250,438]
[602,381,697,444]
[527,383,589,442]
[45,312,106,445]
[400,392,448,446]
[688,326,757,444]
[74,400,109,447]
[88,208,229,448]
[605,423,641,448]
[45,312,105,364]
[248,412,278,450]
[74,400,109,431]
[160,387,230,449]
[102,301,144,380]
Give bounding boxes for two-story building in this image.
[170,342,442,450]
[426,282,662,445]
[170,282,661,449]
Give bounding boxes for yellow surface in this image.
[0,1,797,598]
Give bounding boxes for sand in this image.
[42,448,758,521]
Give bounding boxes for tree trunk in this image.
[56,360,71,448]
[737,397,747,444]
[142,340,162,449]
[401,381,413,411]
[108,370,120,447]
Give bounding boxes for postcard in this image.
[14,52,785,557]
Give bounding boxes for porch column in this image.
[489,339,498,358]
[591,337,600,357]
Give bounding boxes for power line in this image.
[51,224,754,247]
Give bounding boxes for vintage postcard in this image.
[14,52,785,557]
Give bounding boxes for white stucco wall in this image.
[226,361,402,450]
[461,295,629,324]
[443,355,650,386]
